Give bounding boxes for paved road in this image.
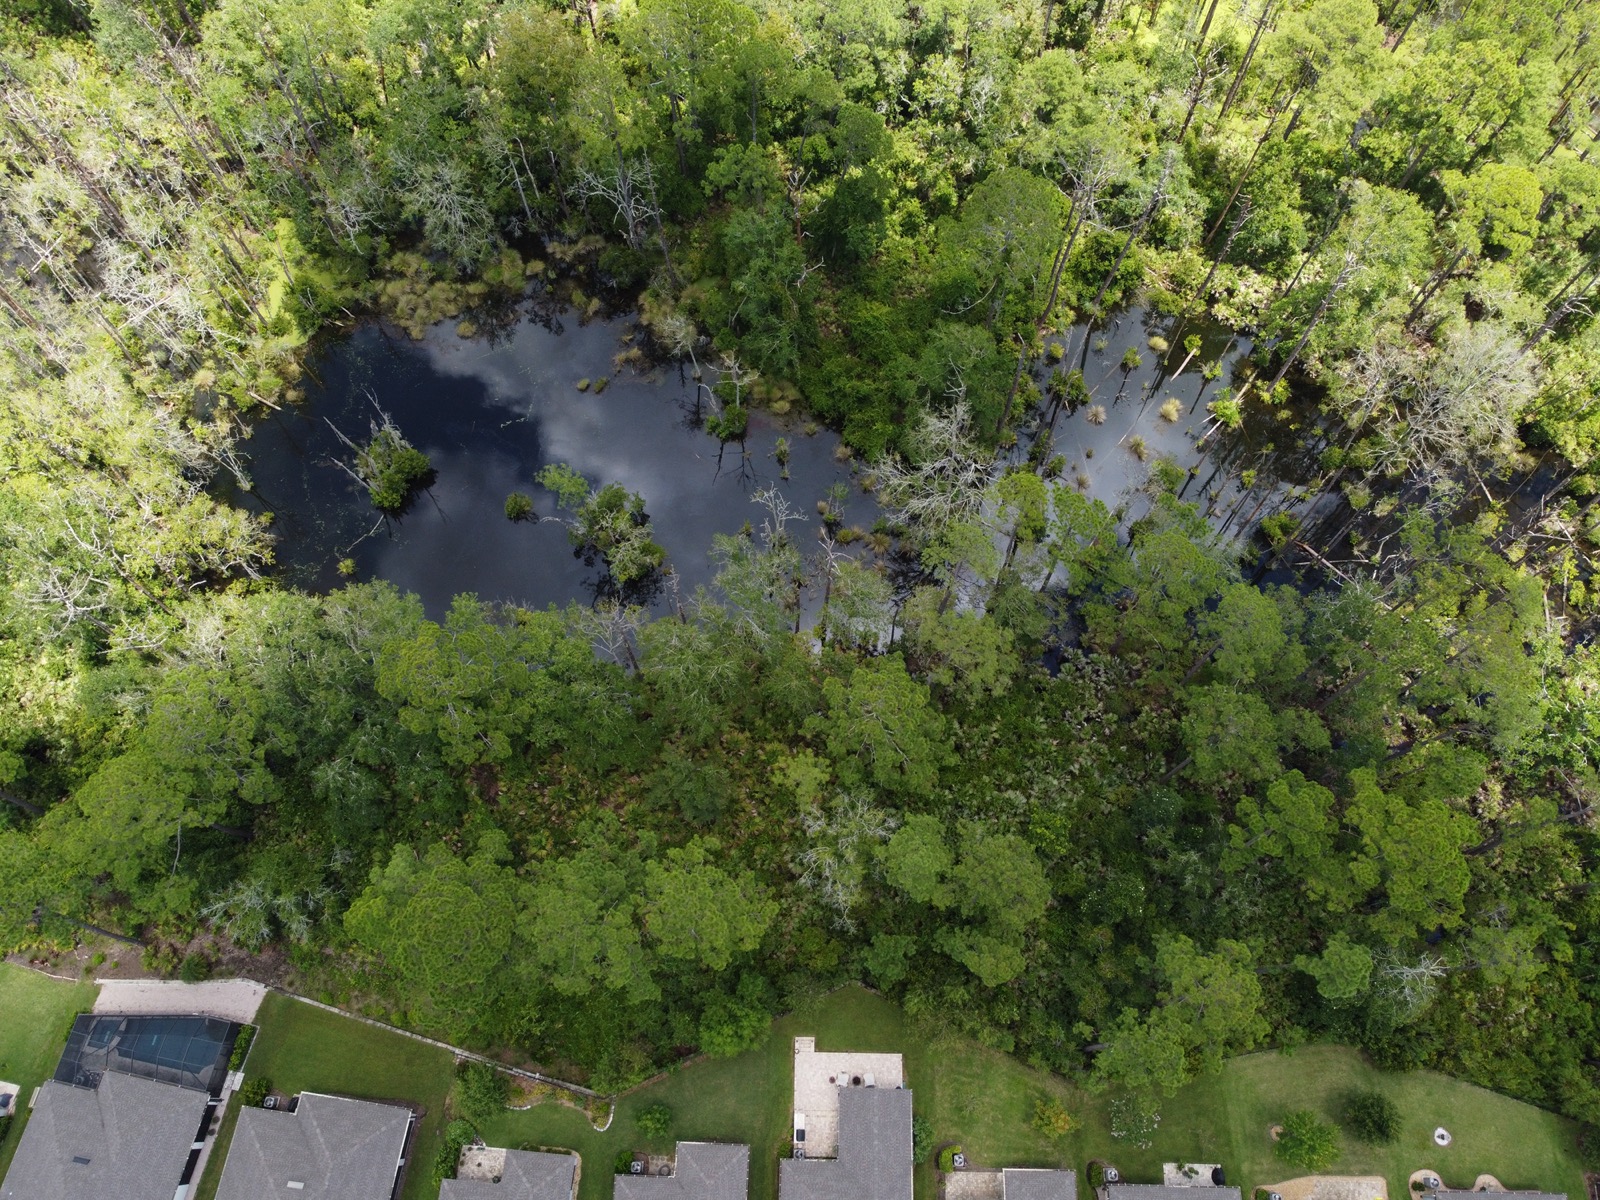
[93,978,267,1023]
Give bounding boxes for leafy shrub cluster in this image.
[1275,1110,1339,1172]
[228,1025,257,1071]
[454,1061,511,1125]
[1343,1089,1399,1145]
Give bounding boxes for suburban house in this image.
[781,1037,913,1200]
[215,1091,412,1200]
[0,1071,211,1200]
[1434,1192,1566,1200]
[0,1012,240,1200]
[442,1146,578,1199]
[1107,1182,1243,1200]
[613,1141,750,1200]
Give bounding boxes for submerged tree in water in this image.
[329,406,434,513]
[537,462,666,585]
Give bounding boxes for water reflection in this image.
[228,301,1306,620]
[227,313,883,617]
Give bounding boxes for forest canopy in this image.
[1,0,1599,1143]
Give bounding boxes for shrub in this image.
[911,1116,933,1163]
[1276,1109,1339,1171]
[455,1061,511,1124]
[1121,348,1142,371]
[1343,1089,1399,1145]
[239,1077,271,1107]
[178,952,211,983]
[433,1118,477,1186]
[0,1115,11,1145]
[636,1104,673,1140]
[504,492,535,521]
[937,1145,964,1172]
[1577,1123,1600,1172]
[228,1026,257,1071]
[615,1149,639,1174]
[1087,1162,1105,1189]
[1032,1096,1079,1138]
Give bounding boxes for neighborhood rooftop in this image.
[1108,1185,1243,1200]
[1436,1193,1566,1200]
[613,1141,749,1200]
[441,1147,577,1200]
[215,1091,411,1200]
[1002,1168,1079,1200]
[781,1084,913,1200]
[0,1071,210,1200]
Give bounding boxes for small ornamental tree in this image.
[1033,1096,1079,1138]
[636,1104,673,1140]
[1276,1109,1339,1171]
[1343,1089,1399,1145]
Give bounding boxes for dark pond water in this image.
[228,299,1307,618]
[225,310,885,617]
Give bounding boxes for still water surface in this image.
[230,300,1297,617]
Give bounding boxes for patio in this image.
[791,1035,905,1158]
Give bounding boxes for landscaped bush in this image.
[178,952,211,982]
[1087,1162,1106,1189]
[1033,1096,1079,1138]
[239,1077,271,1107]
[937,1144,964,1172]
[1343,1089,1400,1145]
[228,1025,256,1070]
[0,1115,11,1145]
[1275,1110,1340,1172]
[615,1149,638,1174]
[636,1103,673,1140]
[911,1116,932,1164]
[454,1060,511,1124]
[1579,1124,1600,1172]
[433,1118,477,1186]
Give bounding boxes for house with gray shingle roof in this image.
[441,1147,577,1199]
[780,1085,913,1200]
[215,1091,412,1200]
[1003,1167,1078,1199]
[614,1141,748,1200]
[1109,1185,1242,1200]
[0,1071,211,1200]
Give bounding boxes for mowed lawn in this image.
[192,991,457,1200]
[0,964,99,1184]
[481,987,1584,1200]
[480,986,1080,1200]
[1097,1043,1589,1200]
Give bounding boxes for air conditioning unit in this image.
[1104,1169,1121,1183]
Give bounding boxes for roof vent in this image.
[287,1182,305,1190]
[71,1156,91,1166]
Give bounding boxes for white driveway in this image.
[93,978,267,1023]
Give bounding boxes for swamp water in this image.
[229,301,1305,616]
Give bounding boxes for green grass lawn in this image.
[197,992,457,1200]
[0,964,99,1185]
[1095,1043,1588,1200]
[204,984,1584,1200]
[479,987,1585,1200]
[479,986,1080,1200]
